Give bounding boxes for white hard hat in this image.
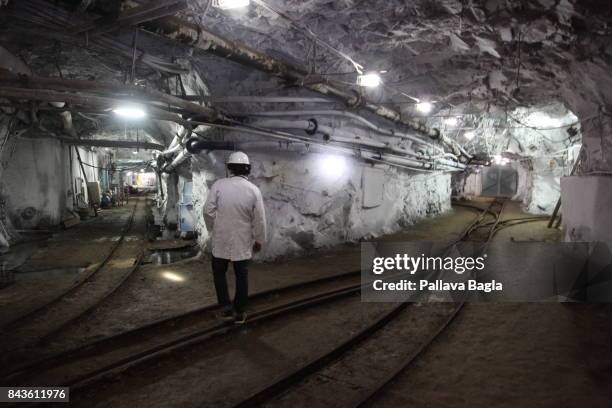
[227,151,250,165]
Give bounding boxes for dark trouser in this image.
[211,256,249,314]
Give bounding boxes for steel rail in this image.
[4,271,362,385]
[0,199,140,331]
[229,199,507,408]
[228,203,502,407]
[349,199,506,407]
[0,199,148,377]
[233,303,410,408]
[65,283,364,390]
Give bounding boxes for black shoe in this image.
[234,312,247,325]
[217,308,235,321]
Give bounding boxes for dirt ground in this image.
[374,303,612,408]
[0,200,142,328]
[1,198,611,407]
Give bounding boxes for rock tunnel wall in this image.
[0,114,108,246]
[450,104,581,214]
[191,151,451,260]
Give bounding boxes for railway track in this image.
[230,198,509,408]
[453,198,548,242]
[0,198,146,372]
[3,270,363,387]
[8,198,512,408]
[0,200,140,330]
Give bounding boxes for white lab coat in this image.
[204,176,267,261]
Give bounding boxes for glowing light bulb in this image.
[444,117,459,126]
[357,73,382,88]
[492,154,510,166]
[213,0,250,10]
[319,154,348,179]
[113,105,146,119]
[415,101,433,114]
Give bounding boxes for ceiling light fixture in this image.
[492,154,510,166]
[415,101,433,114]
[357,73,382,88]
[213,0,250,10]
[444,117,459,126]
[113,105,146,119]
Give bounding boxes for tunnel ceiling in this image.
[0,0,610,152]
[197,0,612,110]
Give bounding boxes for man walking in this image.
[204,152,266,324]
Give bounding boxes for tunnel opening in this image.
[481,166,518,198]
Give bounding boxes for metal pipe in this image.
[185,122,465,172]
[251,110,469,160]
[322,134,387,149]
[160,143,183,158]
[186,139,309,154]
[0,48,79,139]
[0,86,183,122]
[248,119,317,133]
[185,138,430,169]
[0,72,220,119]
[141,15,465,156]
[21,131,165,150]
[163,149,191,172]
[360,151,431,170]
[249,118,452,163]
[160,126,193,157]
[62,138,165,151]
[180,96,335,104]
[246,110,443,152]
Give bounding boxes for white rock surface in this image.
[191,151,451,260]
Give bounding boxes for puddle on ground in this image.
[143,247,199,265]
[92,236,123,242]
